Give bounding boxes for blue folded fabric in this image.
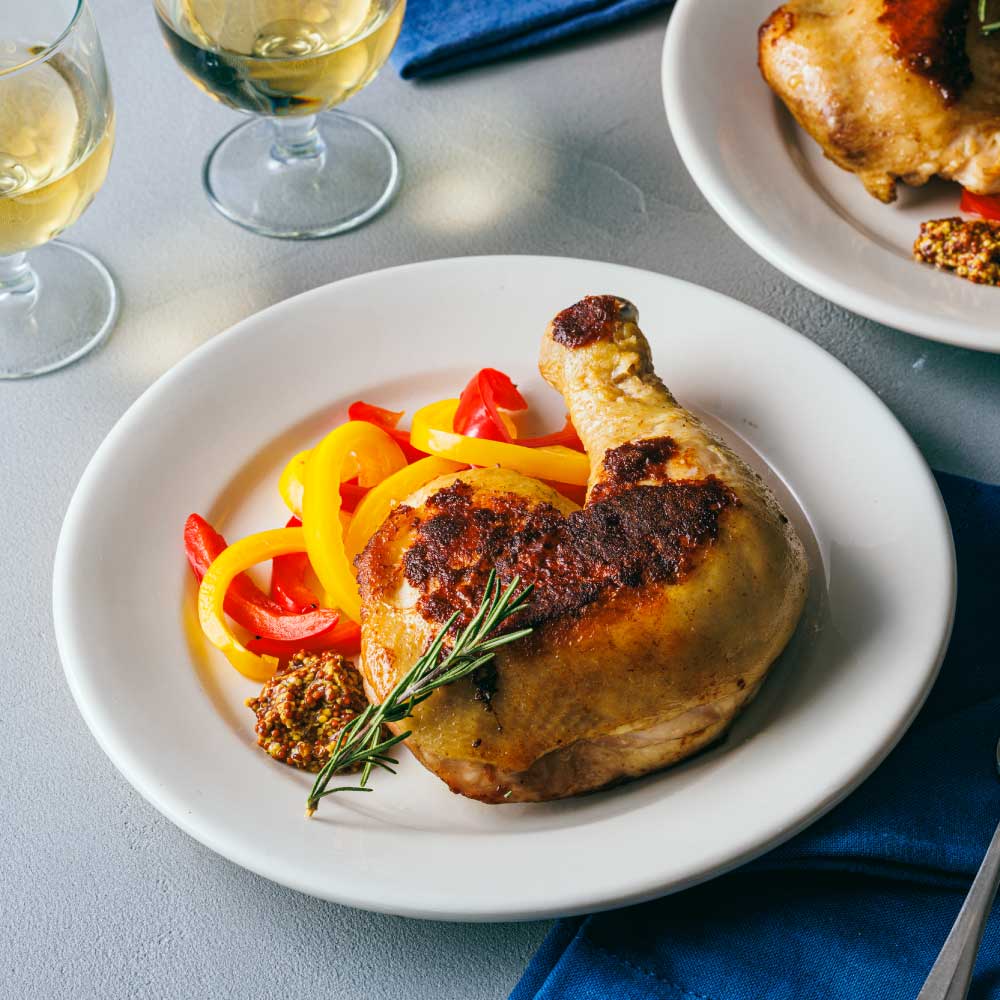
[392,0,671,79]
[513,472,1000,1000]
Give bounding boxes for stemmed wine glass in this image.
[0,0,117,380]
[153,0,406,239]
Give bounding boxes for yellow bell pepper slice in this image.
[279,447,364,517]
[278,450,310,517]
[302,421,407,623]
[497,410,519,439]
[410,399,590,485]
[198,527,312,683]
[344,456,466,560]
[280,411,516,518]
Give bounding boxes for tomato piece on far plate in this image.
[960,189,1000,221]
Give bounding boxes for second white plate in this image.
[54,256,954,920]
[663,0,1000,353]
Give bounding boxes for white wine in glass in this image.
[154,0,406,239]
[0,2,117,379]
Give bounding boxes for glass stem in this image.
[270,115,327,165]
[0,252,38,300]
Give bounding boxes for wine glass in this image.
[153,0,405,239]
[0,1,117,380]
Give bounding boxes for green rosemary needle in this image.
[980,0,1000,35]
[305,571,533,818]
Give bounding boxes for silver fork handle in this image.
[917,818,1000,1000]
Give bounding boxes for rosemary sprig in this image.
[980,0,1000,35]
[305,571,533,818]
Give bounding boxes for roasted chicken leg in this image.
[759,0,1000,202]
[356,297,808,803]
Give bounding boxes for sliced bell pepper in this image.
[271,549,316,614]
[452,368,583,449]
[246,620,362,659]
[280,455,373,518]
[545,480,588,507]
[339,480,370,513]
[278,450,311,518]
[348,400,404,427]
[453,369,527,442]
[520,417,585,451]
[344,455,466,560]
[302,421,407,624]
[411,399,590,486]
[349,399,427,462]
[270,516,319,614]
[960,189,1000,221]
[197,526,335,681]
[184,514,339,641]
[271,514,350,613]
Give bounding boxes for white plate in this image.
[54,256,955,921]
[663,0,1000,354]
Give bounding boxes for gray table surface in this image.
[4,3,1000,999]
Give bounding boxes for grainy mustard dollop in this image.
[914,217,1000,286]
[246,651,368,772]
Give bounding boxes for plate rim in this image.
[661,0,1000,355]
[53,254,957,920]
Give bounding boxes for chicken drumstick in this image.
[355,296,808,803]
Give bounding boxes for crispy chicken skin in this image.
[759,0,1000,202]
[355,297,808,803]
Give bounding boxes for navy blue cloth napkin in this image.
[513,472,1000,1000]
[392,0,671,79]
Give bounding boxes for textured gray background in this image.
[4,2,1000,999]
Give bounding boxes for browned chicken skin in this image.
[759,0,1000,202]
[355,297,808,803]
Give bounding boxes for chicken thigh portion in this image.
[759,0,1000,201]
[355,296,808,803]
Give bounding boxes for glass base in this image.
[0,241,119,380]
[203,110,400,240]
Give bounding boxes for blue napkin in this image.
[513,472,1000,1000]
[392,0,671,79]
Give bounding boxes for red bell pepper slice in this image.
[348,400,427,462]
[270,517,323,614]
[339,480,370,513]
[452,369,585,450]
[184,514,340,642]
[348,400,404,428]
[960,189,1000,221]
[453,369,528,442]
[246,620,363,658]
[545,480,588,507]
[520,416,585,452]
